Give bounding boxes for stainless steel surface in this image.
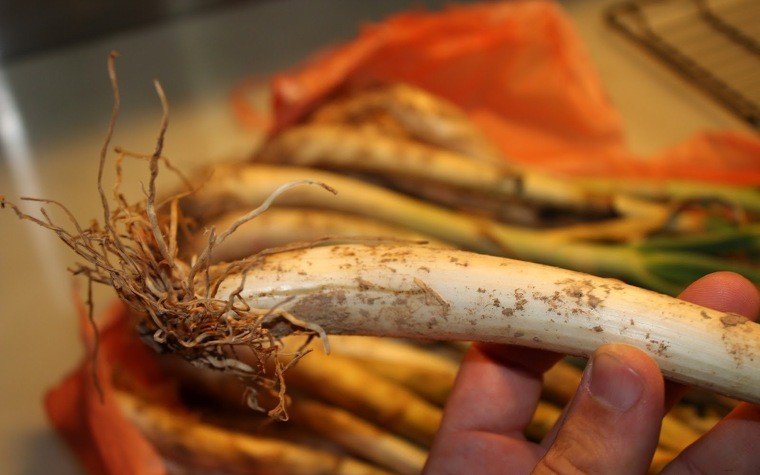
[607,0,760,128]
[0,0,750,473]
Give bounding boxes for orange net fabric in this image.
[45,299,170,474]
[262,1,759,185]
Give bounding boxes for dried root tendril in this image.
[1,52,336,420]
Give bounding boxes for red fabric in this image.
[45,298,168,475]
[265,1,759,185]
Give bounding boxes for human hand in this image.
[425,272,760,474]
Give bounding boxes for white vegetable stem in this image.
[216,244,760,403]
[310,83,506,164]
[256,124,618,213]
[574,177,760,214]
[190,207,442,263]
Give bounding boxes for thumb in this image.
[535,344,663,475]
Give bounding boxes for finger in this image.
[425,345,561,474]
[665,272,760,409]
[662,403,760,474]
[535,344,664,475]
[678,272,760,320]
[437,344,562,436]
[424,430,543,474]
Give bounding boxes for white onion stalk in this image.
[575,177,760,215]
[212,243,760,404]
[255,123,727,232]
[189,207,442,263]
[296,82,759,217]
[306,83,756,216]
[309,83,505,164]
[179,163,760,294]
[256,123,618,214]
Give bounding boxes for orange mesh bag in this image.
[45,300,169,474]
[253,0,759,185]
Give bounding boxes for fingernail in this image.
[588,352,643,412]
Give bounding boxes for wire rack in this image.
[606,0,760,128]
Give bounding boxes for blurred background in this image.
[0,0,753,473]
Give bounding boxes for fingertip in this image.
[475,342,562,375]
[678,272,760,320]
[595,344,664,386]
[591,344,665,409]
[441,344,558,436]
[536,344,663,474]
[666,273,758,410]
